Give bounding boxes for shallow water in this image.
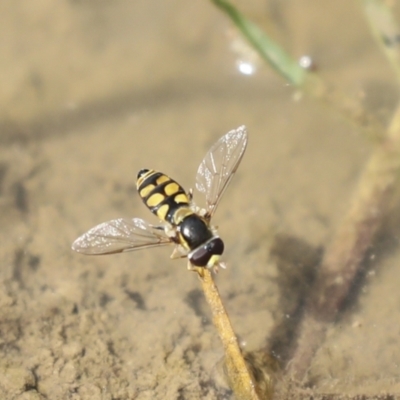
[1,1,400,399]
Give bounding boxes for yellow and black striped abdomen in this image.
[136,169,190,224]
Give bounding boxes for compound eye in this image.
[190,247,211,267]
[190,238,224,267]
[207,237,224,256]
[137,169,149,179]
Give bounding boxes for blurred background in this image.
[1,1,400,399]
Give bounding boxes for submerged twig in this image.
[287,101,400,380]
[195,267,271,400]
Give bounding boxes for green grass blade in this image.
[211,0,306,86]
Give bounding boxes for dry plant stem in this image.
[288,102,400,381]
[196,267,265,400]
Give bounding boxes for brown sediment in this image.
[302,73,385,141]
[287,102,400,381]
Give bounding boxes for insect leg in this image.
[170,245,188,260]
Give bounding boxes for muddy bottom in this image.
[1,1,400,399]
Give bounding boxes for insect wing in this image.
[196,125,248,216]
[72,218,171,255]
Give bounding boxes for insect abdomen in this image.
[137,169,189,224]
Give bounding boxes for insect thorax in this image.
[137,169,190,224]
[178,214,213,250]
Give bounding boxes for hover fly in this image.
[72,126,248,271]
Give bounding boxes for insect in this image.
[72,126,248,271]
